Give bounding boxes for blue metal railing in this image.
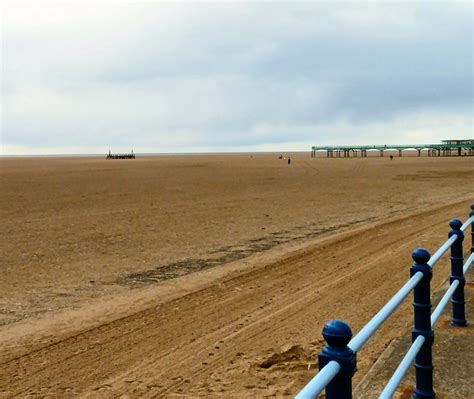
[296,203,474,399]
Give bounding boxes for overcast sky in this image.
[1,1,473,155]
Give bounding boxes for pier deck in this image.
[311,143,474,158]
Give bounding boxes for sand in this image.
[0,154,473,396]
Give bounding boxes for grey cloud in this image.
[2,2,473,153]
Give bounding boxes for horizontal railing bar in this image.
[348,271,423,353]
[460,216,474,232]
[296,210,473,398]
[381,245,473,399]
[463,252,474,275]
[379,335,426,399]
[380,236,473,399]
[427,235,457,268]
[431,280,459,328]
[295,360,341,399]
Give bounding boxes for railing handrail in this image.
[295,361,341,399]
[380,252,473,397]
[348,271,423,353]
[296,206,474,398]
[431,250,472,328]
[379,335,426,399]
[463,252,474,275]
[298,271,425,397]
[427,235,457,268]
[461,215,474,232]
[430,280,460,328]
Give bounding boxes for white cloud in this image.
[1,1,473,155]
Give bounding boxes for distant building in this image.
[442,139,474,145]
[311,139,474,158]
[441,139,474,156]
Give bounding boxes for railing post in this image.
[448,219,466,327]
[470,204,474,254]
[318,320,356,399]
[410,248,435,399]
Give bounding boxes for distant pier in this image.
[311,139,474,158]
[106,150,135,159]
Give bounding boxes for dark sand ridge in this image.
[0,154,473,396]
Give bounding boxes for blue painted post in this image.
[448,219,466,327]
[470,204,474,254]
[318,320,356,399]
[411,248,435,399]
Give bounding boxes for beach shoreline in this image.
[1,155,472,396]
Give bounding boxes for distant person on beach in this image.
[288,157,291,165]
[390,155,393,160]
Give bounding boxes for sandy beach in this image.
[0,154,473,396]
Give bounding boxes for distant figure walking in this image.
[288,157,291,165]
[390,155,393,160]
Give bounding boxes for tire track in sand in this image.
[0,199,471,397]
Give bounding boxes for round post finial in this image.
[412,248,431,265]
[319,320,357,397]
[322,320,352,348]
[449,218,463,230]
